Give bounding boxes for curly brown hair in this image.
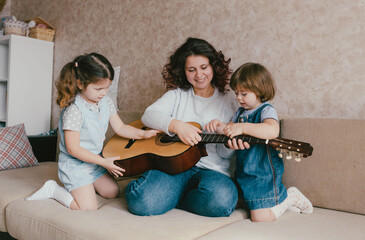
[162,37,232,93]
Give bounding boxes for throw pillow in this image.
[0,123,38,171]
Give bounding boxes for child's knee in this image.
[99,183,119,199]
[106,184,120,198]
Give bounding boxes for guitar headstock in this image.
[269,137,313,162]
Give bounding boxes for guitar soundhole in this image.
[155,133,175,146]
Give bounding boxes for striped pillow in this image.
[0,123,38,170]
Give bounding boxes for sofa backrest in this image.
[281,118,365,215]
[105,113,365,215]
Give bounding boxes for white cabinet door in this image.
[0,35,54,135]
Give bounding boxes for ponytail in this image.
[56,62,78,108]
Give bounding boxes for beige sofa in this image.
[1,111,364,240]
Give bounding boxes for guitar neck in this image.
[166,133,267,145]
[202,134,268,145]
[160,132,313,158]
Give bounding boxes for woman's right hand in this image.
[204,119,227,134]
[101,156,125,178]
[169,119,202,146]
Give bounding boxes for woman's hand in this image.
[170,119,202,146]
[204,119,227,134]
[101,156,125,178]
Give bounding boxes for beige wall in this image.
[0,0,10,16]
[8,0,365,128]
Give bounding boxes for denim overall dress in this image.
[58,95,109,191]
[234,103,287,210]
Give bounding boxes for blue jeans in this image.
[125,167,238,217]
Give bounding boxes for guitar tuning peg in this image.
[278,149,283,158]
[295,153,302,162]
[286,151,292,160]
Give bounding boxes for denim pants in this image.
[125,167,238,217]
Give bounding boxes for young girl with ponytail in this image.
[26,53,159,210]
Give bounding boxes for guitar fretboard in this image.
[161,133,267,145]
[159,132,312,158]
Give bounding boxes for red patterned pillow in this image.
[0,123,38,171]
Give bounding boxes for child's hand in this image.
[102,156,125,178]
[223,123,243,138]
[204,119,227,134]
[224,123,251,150]
[227,138,250,150]
[142,129,161,139]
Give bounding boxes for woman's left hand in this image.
[204,119,227,134]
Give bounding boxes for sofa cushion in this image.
[280,118,365,215]
[6,197,248,240]
[0,123,38,171]
[0,162,58,232]
[197,208,365,240]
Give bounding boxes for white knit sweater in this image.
[141,87,239,177]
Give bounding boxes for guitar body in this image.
[102,120,207,177]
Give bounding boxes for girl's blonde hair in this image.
[56,52,114,108]
[230,62,276,102]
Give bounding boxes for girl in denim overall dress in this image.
[26,53,159,210]
[205,63,313,222]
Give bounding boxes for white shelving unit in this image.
[0,35,54,135]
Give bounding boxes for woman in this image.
[125,38,239,217]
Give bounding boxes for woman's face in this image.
[185,55,214,94]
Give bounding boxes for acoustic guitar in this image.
[102,120,313,177]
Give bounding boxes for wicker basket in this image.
[28,27,55,41]
[3,20,27,36]
[27,17,55,42]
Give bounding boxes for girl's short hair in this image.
[230,62,276,102]
[56,52,114,108]
[162,37,232,93]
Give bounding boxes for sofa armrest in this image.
[28,135,57,162]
